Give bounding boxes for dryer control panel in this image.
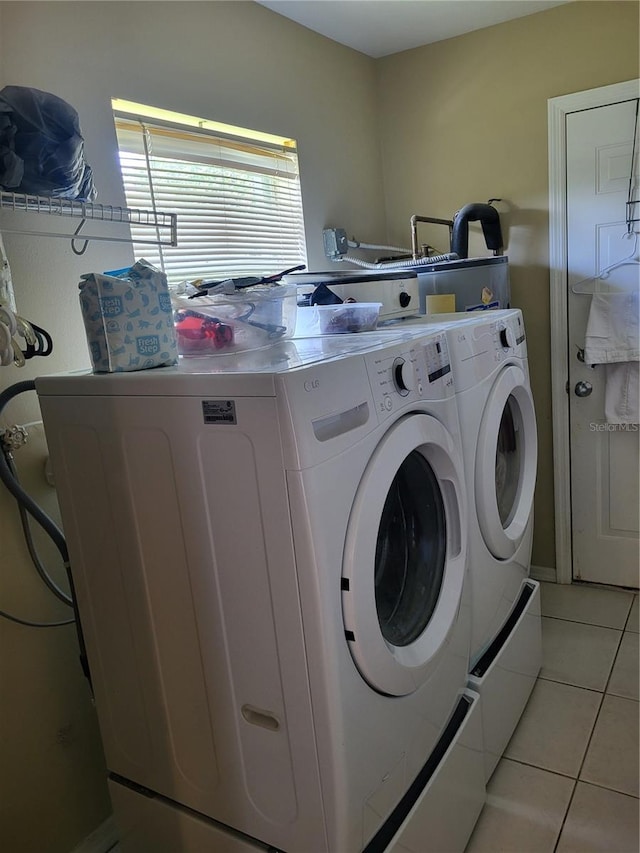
[444,309,528,392]
[492,311,526,355]
[364,332,453,420]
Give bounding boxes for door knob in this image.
[574,380,593,397]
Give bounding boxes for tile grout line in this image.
[502,752,586,783]
[622,593,638,632]
[536,674,612,695]
[574,777,640,800]
[552,776,579,853]
[541,612,628,630]
[569,687,607,789]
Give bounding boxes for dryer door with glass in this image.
[475,364,537,561]
[341,413,467,697]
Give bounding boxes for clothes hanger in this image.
[571,231,640,294]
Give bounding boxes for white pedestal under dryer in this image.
[36,329,485,853]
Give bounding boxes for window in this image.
[112,99,307,287]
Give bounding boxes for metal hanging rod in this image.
[0,190,178,247]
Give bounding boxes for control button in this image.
[399,291,411,308]
[393,357,415,395]
[384,396,393,410]
[499,326,516,349]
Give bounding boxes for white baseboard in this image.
[530,564,557,584]
[70,816,119,853]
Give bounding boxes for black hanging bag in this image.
[0,85,96,200]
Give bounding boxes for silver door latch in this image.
[574,380,593,397]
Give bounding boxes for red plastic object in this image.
[175,313,235,354]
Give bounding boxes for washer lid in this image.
[475,365,538,560]
[341,413,467,696]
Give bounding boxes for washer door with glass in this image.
[475,364,537,561]
[341,414,466,697]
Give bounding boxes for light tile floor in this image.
[465,581,639,853]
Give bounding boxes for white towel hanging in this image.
[583,291,640,423]
[604,362,639,424]
[583,291,640,364]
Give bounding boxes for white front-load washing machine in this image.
[36,329,485,853]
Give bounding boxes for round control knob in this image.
[393,358,415,395]
[499,325,516,349]
[399,291,412,308]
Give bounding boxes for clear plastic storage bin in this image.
[315,302,382,334]
[173,285,297,356]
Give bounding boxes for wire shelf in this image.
[0,190,178,246]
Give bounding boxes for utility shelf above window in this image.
[0,190,178,247]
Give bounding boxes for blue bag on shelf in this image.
[0,85,96,200]
[79,259,178,373]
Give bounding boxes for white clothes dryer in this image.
[37,330,485,853]
[431,309,542,779]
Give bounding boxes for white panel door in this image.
[566,99,640,587]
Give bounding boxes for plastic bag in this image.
[0,85,96,200]
[79,259,177,373]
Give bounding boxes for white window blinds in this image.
[113,111,307,286]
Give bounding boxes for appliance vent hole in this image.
[241,705,280,731]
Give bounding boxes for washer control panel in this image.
[423,334,452,384]
[365,332,453,418]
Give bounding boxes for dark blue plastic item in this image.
[0,86,96,200]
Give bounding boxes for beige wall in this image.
[376,0,640,569]
[0,3,382,851]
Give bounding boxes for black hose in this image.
[0,380,92,686]
[0,381,68,560]
[4,451,73,606]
